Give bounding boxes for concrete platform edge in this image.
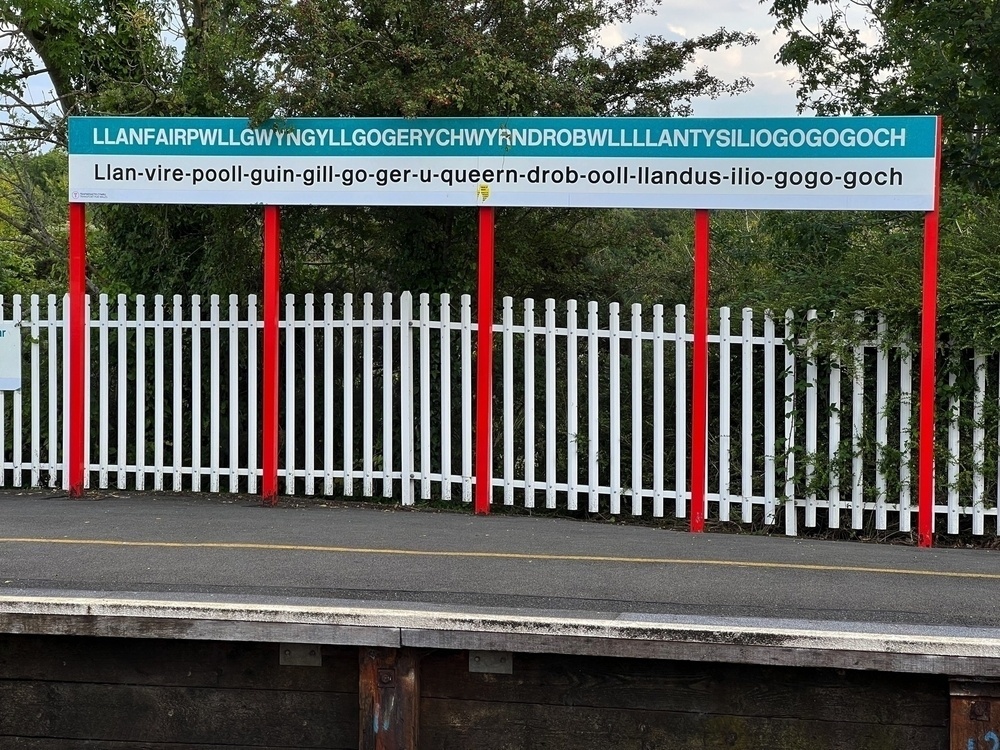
[1,593,998,677]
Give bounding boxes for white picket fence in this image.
[1,292,997,536]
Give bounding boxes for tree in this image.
[717,2,1000,351]
[768,0,1000,192]
[0,148,76,296]
[275,0,755,119]
[0,0,291,146]
[0,0,757,300]
[0,0,175,146]
[266,0,758,300]
[0,0,291,296]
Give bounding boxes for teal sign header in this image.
[69,116,938,160]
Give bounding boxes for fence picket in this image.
[154,295,165,491]
[947,371,960,534]
[190,295,202,492]
[84,294,91,489]
[62,294,69,490]
[343,293,354,496]
[875,316,889,530]
[804,310,818,528]
[760,310,778,525]
[899,347,913,532]
[567,299,579,511]
[630,303,643,516]
[419,293,430,500]
[718,308,731,523]
[363,293,374,497]
[247,295,258,495]
[304,293,316,496]
[440,294,452,502]
[545,299,557,509]
[652,304,664,518]
[829,349,842,529]
[973,353,986,535]
[209,294,221,493]
[503,296,514,506]
[609,302,621,516]
[744,309,756,524]
[172,295,183,492]
[48,295,59,488]
[101,294,113,492]
[524,298,536,508]
[116,294,127,489]
[325,293,336,495]
[228,294,240,494]
[588,301,600,513]
[284,294,295,495]
[675,304,686,518]
[30,295,40,488]
[784,311,797,536]
[399,292,414,505]
[136,295,147,491]
[851,313,865,530]
[382,293,393,498]
[461,294,472,503]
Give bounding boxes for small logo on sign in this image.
[477,184,490,201]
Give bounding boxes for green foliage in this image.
[276,0,755,118]
[94,204,264,296]
[0,149,81,296]
[259,0,756,301]
[768,0,1000,193]
[0,0,177,143]
[0,0,757,298]
[708,186,1000,353]
[0,0,295,295]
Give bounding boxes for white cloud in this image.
[610,0,801,117]
[599,25,627,48]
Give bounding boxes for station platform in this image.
[1,490,998,676]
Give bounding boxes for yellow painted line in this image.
[0,536,997,580]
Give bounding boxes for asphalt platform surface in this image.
[0,489,997,633]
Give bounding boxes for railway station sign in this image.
[68,116,938,211]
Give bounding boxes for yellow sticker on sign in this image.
[476,183,490,201]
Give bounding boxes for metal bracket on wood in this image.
[279,643,322,666]
[378,668,395,687]
[469,650,512,674]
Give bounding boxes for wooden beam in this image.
[951,681,1000,750]
[359,647,419,750]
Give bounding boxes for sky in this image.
[602,0,802,118]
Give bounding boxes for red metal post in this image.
[68,202,87,497]
[475,206,495,515]
[262,206,281,505]
[917,116,943,548]
[690,209,710,532]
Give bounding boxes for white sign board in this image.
[68,116,939,211]
[0,323,21,390]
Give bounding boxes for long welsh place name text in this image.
[90,126,909,151]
